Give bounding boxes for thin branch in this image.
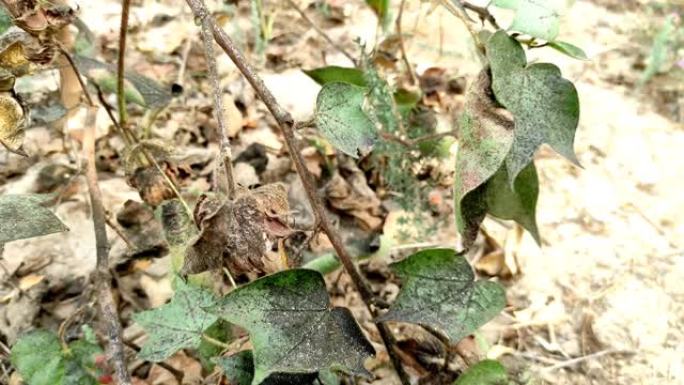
[183,1,409,383]
[202,333,231,349]
[396,0,417,85]
[284,0,357,65]
[83,107,132,385]
[198,13,237,199]
[461,1,500,29]
[542,349,635,372]
[57,45,94,107]
[117,0,132,126]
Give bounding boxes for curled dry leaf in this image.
[128,166,177,207]
[0,0,75,36]
[181,184,293,278]
[0,91,26,156]
[326,160,384,231]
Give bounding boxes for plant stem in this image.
[461,1,500,29]
[117,0,131,126]
[202,333,231,349]
[183,1,410,383]
[396,0,417,85]
[57,47,132,385]
[83,107,132,385]
[284,0,357,65]
[198,12,237,199]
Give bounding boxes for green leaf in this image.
[548,41,588,60]
[303,66,366,87]
[376,249,506,342]
[210,269,374,385]
[215,351,338,385]
[198,319,232,371]
[0,8,12,35]
[366,0,390,26]
[640,14,677,86]
[486,30,580,185]
[314,82,377,158]
[363,61,400,133]
[394,88,421,116]
[454,359,509,385]
[492,0,568,41]
[454,71,515,247]
[215,351,255,385]
[484,162,540,242]
[0,194,69,244]
[459,162,540,246]
[73,55,173,108]
[133,279,219,362]
[10,329,103,385]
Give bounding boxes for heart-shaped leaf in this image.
[315,82,377,158]
[11,329,103,385]
[459,161,540,247]
[492,0,568,41]
[454,359,509,385]
[486,30,580,185]
[454,71,515,247]
[376,249,506,342]
[0,194,68,244]
[210,269,374,385]
[133,279,219,362]
[303,66,366,87]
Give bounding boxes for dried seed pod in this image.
[0,91,26,156]
[128,166,176,207]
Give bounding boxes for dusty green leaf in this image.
[216,351,255,385]
[492,0,568,41]
[133,279,219,362]
[640,14,677,86]
[376,249,506,342]
[485,162,540,242]
[0,194,68,244]
[454,359,509,385]
[363,61,400,133]
[10,329,102,385]
[548,41,589,60]
[303,66,366,87]
[454,71,515,246]
[210,269,374,385]
[315,82,377,158]
[486,30,580,185]
[459,162,540,246]
[73,55,172,108]
[215,350,337,385]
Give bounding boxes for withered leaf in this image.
[454,71,514,247]
[181,184,292,277]
[0,91,26,156]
